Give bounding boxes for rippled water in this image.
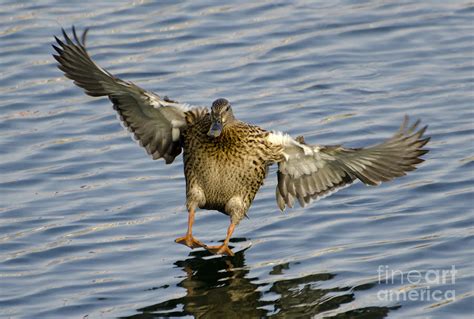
[1,1,473,318]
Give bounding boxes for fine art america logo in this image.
[377,265,456,302]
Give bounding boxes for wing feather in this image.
[53,26,206,164]
[269,116,429,210]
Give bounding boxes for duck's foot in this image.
[175,235,205,249]
[205,244,235,256]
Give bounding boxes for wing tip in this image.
[55,26,90,52]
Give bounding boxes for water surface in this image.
[0,1,473,318]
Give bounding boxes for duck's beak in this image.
[208,119,223,138]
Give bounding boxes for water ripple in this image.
[0,1,472,318]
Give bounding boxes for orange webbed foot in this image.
[205,244,235,256]
[175,235,205,249]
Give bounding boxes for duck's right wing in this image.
[53,27,206,164]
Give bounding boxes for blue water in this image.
[1,1,473,318]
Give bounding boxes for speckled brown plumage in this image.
[183,111,282,224]
[53,27,430,256]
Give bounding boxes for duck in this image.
[53,27,430,256]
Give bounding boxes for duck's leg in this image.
[175,208,205,249]
[206,222,236,256]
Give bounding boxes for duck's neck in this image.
[210,121,242,146]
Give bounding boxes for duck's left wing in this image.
[267,116,430,210]
[53,27,205,164]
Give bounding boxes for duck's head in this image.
[208,98,235,138]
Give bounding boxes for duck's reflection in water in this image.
[125,242,399,318]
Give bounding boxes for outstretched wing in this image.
[53,27,205,164]
[268,116,430,210]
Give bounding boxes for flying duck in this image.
[53,27,430,256]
